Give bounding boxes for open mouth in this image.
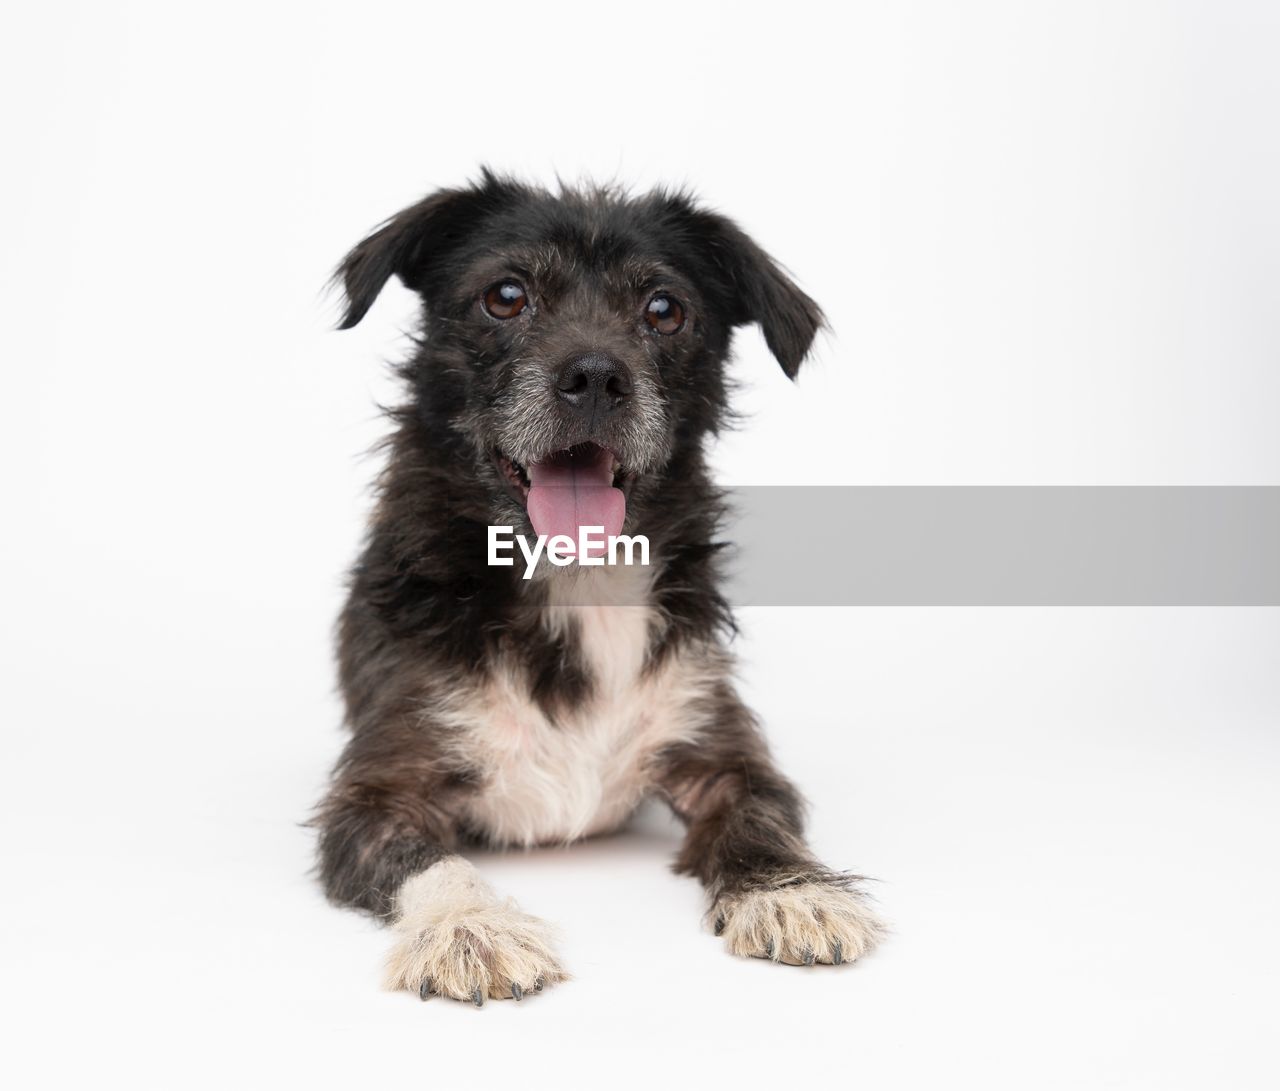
[493,441,630,545]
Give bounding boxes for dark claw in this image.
[471,987,484,1008]
[764,940,775,959]
[832,941,844,966]
[714,915,726,936]
[803,947,815,966]
[511,983,523,1002]
[419,978,433,1001]
[534,977,544,992]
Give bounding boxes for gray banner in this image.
[721,487,1280,606]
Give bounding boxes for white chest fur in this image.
[444,568,715,846]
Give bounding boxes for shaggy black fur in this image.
[314,170,853,926]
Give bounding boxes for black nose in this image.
[555,352,633,418]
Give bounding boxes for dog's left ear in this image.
[662,199,826,378]
[334,170,523,329]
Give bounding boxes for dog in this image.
[315,170,885,1004]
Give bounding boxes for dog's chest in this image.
[449,591,709,846]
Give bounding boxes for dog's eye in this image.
[644,293,685,335]
[483,280,528,319]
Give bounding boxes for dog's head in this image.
[335,170,823,542]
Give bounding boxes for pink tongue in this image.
[526,446,625,554]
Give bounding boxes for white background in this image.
[3,2,1278,1088]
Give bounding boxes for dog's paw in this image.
[385,899,566,1004]
[385,860,566,1005]
[712,880,886,966]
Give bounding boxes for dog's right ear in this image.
[334,172,522,329]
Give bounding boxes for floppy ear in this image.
[334,172,522,329]
[665,201,825,379]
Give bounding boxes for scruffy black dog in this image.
[315,171,884,1004]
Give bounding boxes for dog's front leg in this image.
[316,769,566,1004]
[657,694,886,966]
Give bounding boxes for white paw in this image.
[713,880,886,966]
[385,901,565,1004]
[384,859,567,1004]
